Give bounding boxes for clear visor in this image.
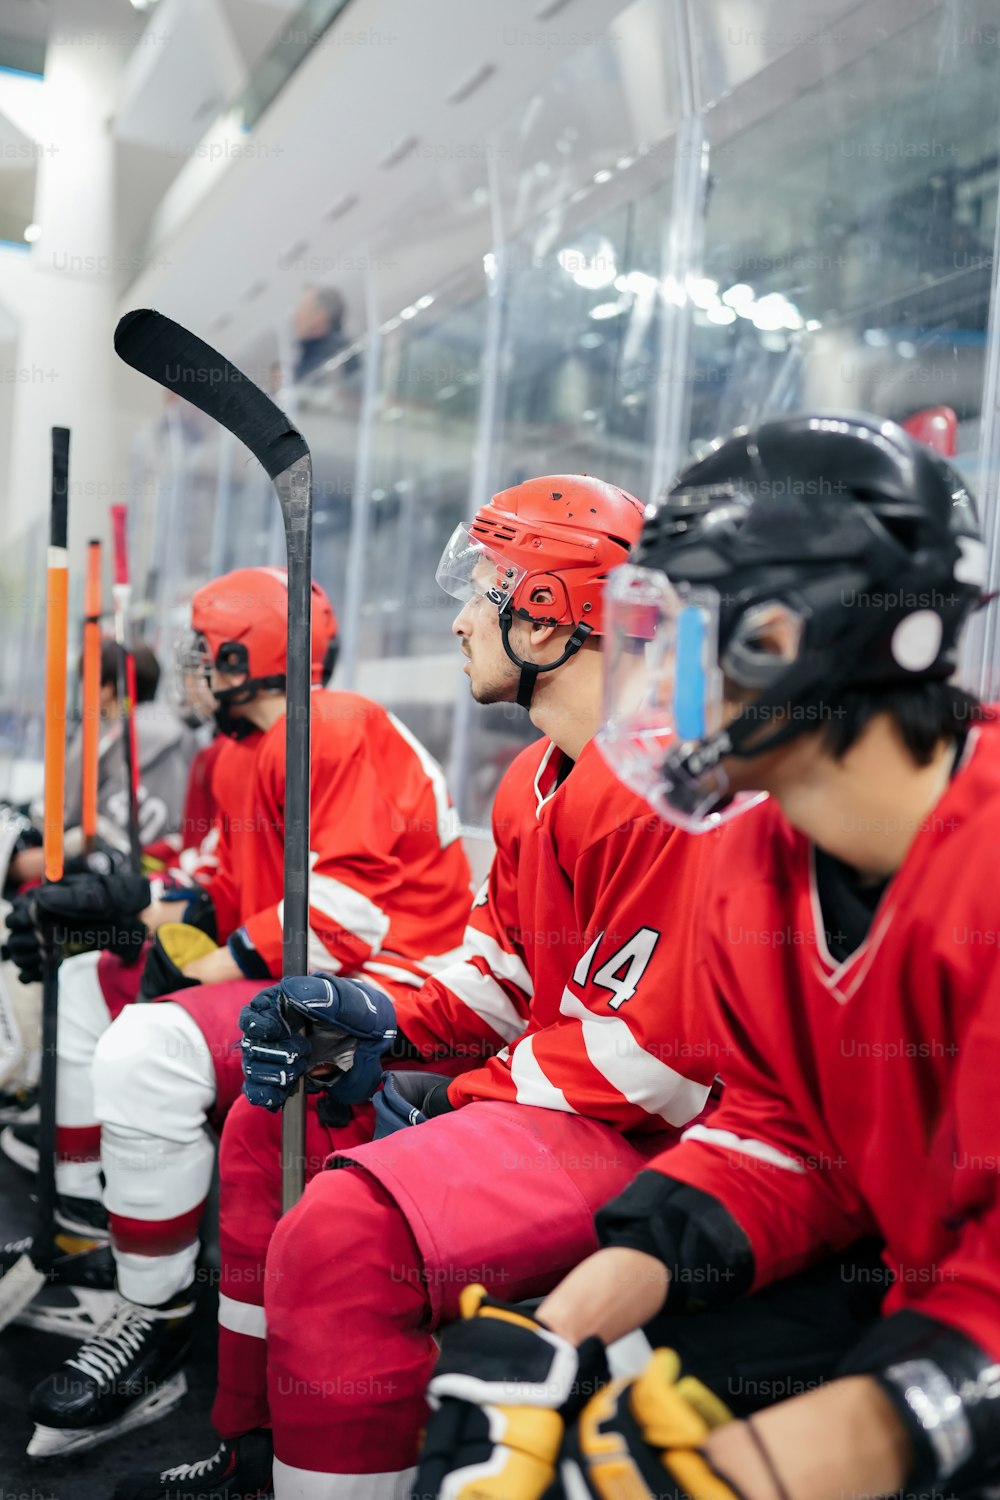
[173,631,217,728]
[435,523,527,612]
[596,564,766,833]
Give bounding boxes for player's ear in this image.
[750,604,800,659]
[526,586,558,647]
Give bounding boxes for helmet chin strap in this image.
[498,610,593,709]
[212,673,286,740]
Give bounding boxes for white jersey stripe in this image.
[436,961,527,1043]
[461,928,533,997]
[218,1293,266,1340]
[308,868,391,954]
[509,1033,576,1113]
[276,899,345,973]
[386,711,460,848]
[272,1459,416,1500]
[680,1123,807,1172]
[558,987,710,1127]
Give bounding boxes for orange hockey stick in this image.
[0,428,71,1324]
[43,430,70,884]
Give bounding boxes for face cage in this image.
[173,632,217,728]
[436,523,528,614]
[596,564,770,833]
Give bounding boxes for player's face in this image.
[183,667,217,724]
[451,559,520,704]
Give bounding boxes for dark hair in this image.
[99,640,161,705]
[821,681,985,764]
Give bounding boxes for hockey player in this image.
[1,564,472,1459]
[0,642,196,1120]
[111,474,723,1500]
[415,414,1000,1500]
[4,640,195,890]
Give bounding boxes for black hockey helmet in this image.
[651,410,982,691]
[597,412,986,830]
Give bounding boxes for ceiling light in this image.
[614,270,657,297]
[590,301,627,320]
[557,241,617,290]
[706,305,737,325]
[721,282,754,311]
[687,277,719,310]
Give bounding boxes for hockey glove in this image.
[414,1285,608,1500]
[140,922,219,1000]
[373,1070,455,1138]
[240,972,396,1113]
[62,836,132,879]
[561,1348,742,1500]
[2,871,151,983]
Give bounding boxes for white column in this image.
[1,1,153,549]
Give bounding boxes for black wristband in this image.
[596,1171,755,1313]
[422,1079,455,1118]
[839,1310,1000,1496]
[227,927,271,980]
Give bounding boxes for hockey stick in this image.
[110,506,142,870]
[81,539,102,854]
[0,428,71,1325]
[114,310,313,1211]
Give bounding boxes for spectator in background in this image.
[292,284,349,382]
[5,640,197,887]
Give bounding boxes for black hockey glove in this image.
[2,871,151,983]
[372,1070,454,1138]
[62,837,132,879]
[415,1286,608,1500]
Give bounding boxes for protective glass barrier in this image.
[355,279,485,772]
[686,4,1000,468]
[492,180,672,503]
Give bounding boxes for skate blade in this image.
[0,1254,46,1332]
[27,1370,188,1459]
[15,1284,118,1339]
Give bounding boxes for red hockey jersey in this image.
[211,690,471,987]
[143,734,229,877]
[655,718,1000,1357]
[396,737,720,1134]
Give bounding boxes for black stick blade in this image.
[114,309,308,480]
[50,427,70,548]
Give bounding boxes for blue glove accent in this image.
[239,973,397,1113]
[372,1070,455,1139]
[373,1071,430,1138]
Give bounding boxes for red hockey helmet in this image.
[192,567,337,684]
[437,475,645,705]
[185,567,338,736]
